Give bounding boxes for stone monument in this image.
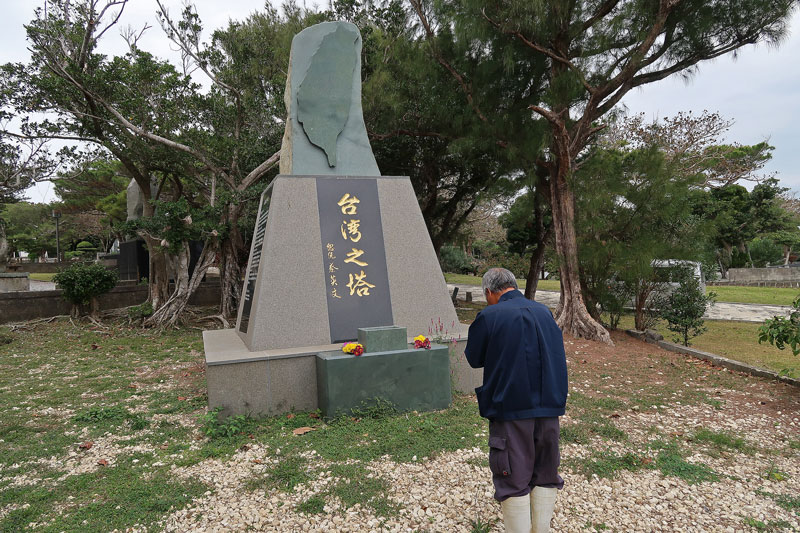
[203,22,472,417]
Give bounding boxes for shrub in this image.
[598,281,634,330]
[53,262,118,317]
[660,268,716,346]
[439,245,475,274]
[128,302,154,322]
[758,296,800,355]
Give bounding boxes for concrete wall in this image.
[709,279,800,288]
[4,263,70,274]
[0,273,30,292]
[728,267,800,283]
[0,281,220,323]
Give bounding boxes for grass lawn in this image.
[709,285,799,306]
[444,272,800,306]
[28,273,56,282]
[615,315,800,378]
[1,312,798,531]
[444,272,561,292]
[0,316,488,531]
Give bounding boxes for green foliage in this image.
[75,240,97,257]
[741,517,792,532]
[470,240,531,278]
[569,450,648,479]
[439,245,475,274]
[575,144,705,325]
[297,496,326,514]
[120,197,224,255]
[73,406,148,431]
[248,455,311,492]
[127,302,154,321]
[690,428,753,454]
[0,328,12,346]
[200,407,255,440]
[759,296,800,356]
[0,202,59,256]
[469,517,497,533]
[53,262,118,307]
[749,237,784,267]
[654,448,719,484]
[660,269,716,346]
[335,397,398,421]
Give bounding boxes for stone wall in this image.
[4,263,68,274]
[0,281,221,323]
[0,273,30,292]
[708,279,800,288]
[727,267,800,283]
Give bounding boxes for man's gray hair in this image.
[482,267,518,294]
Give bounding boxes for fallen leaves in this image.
[79,441,93,450]
[97,459,108,466]
[292,426,315,436]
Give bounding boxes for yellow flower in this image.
[342,343,358,353]
[413,335,427,343]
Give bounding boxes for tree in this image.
[414,0,796,343]
[692,176,798,275]
[54,156,128,249]
[54,262,118,319]
[499,181,553,299]
[574,142,705,330]
[3,0,295,325]
[360,1,523,257]
[609,112,775,188]
[0,202,59,259]
[661,267,716,346]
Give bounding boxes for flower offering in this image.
[341,342,364,356]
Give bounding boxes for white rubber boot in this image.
[501,495,531,533]
[530,486,558,533]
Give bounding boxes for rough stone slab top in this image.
[0,273,30,278]
[204,328,342,366]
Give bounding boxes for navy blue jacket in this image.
[465,290,568,420]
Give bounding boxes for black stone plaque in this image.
[316,177,393,343]
[239,188,273,334]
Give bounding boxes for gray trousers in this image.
[488,417,563,501]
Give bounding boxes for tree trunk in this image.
[141,234,170,310]
[90,297,100,319]
[219,234,243,319]
[784,245,791,266]
[219,204,246,319]
[745,244,754,268]
[633,283,653,331]
[144,238,217,328]
[0,222,8,265]
[549,163,612,344]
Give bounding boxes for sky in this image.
[2,1,799,202]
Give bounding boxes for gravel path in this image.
[154,334,800,533]
[157,400,799,532]
[447,284,793,323]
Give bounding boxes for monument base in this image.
[204,326,477,418]
[316,344,451,418]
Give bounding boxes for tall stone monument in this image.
[204,22,469,416]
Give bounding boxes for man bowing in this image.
[465,268,568,533]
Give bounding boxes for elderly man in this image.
[465,268,568,533]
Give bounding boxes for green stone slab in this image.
[296,24,358,167]
[316,344,451,418]
[357,325,407,353]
